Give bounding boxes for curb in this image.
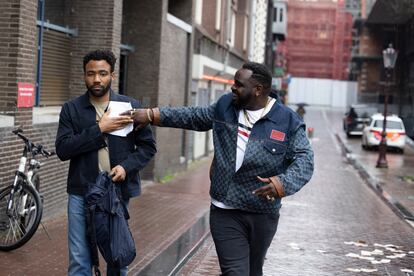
[407,136,414,150]
[168,232,212,276]
[134,211,210,276]
[335,133,414,222]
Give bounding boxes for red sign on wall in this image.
[17,83,35,108]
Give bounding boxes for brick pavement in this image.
[178,108,414,276]
[0,157,212,276]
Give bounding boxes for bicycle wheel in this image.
[0,183,43,251]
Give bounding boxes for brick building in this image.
[0,0,193,218]
[348,0,380,102]
[284,0,353,80]
[363,0,414,138]
[0,0,260,218]
[190,0,252,159]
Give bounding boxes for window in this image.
[373,120,403,130]
[280,8,283,22]
[274,7,278,22]
[168,0,191,23]
[36,0,74,106]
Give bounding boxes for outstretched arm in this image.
[124,104,216,132]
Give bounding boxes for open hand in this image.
[98,108,134,133]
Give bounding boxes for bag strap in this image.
[86,205,101,276]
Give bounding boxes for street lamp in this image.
[376,44,398,168]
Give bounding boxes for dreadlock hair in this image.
[83,49,117,73]
[242,62,272,91]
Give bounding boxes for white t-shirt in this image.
[211,97,276,209]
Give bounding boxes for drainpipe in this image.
[35,0,45,106]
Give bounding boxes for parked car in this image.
[362,113,406,153]
[343,105,378,137]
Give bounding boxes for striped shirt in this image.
[212,98,276,209]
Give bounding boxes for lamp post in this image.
[376,44,398,168]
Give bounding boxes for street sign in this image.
[17,83,35,108]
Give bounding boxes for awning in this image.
[367,0,414,25]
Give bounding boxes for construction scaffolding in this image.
[285,0,353,80]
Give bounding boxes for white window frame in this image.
[215,0,222,31]
[243,15,248,51]
[228,9,236,47]
[195,0,203,25]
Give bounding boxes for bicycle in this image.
[0,128,54,251]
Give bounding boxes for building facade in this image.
[190,0,252,160]
[0,0,193,217]
[0,0,260,218]
[284,0,353,80]
[364,0,414,138]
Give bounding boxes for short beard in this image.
[87,81,111,98]
[233,93,252,110]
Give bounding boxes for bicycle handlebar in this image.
[12,128,55,158]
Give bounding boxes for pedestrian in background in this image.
[124,62,314,275]
[55,49,156,276]
[296,104,306,119]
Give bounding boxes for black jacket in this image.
[55,91,156,199]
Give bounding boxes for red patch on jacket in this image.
[270,130,285,142]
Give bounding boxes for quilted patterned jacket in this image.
[158,92,314,214]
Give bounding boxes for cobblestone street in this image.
[180,107,414,276]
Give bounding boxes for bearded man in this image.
[125,62,314,276]
[55,49,156,276]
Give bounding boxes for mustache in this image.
[90,85,103,89]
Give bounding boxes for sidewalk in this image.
[0,157,213,276]
[336,133,414,224]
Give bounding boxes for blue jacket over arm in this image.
[158,92,313,213]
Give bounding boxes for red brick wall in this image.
[66,0,123,99]
[0,0,68,218]
[0,0,125,219]
[0,0,37,115]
